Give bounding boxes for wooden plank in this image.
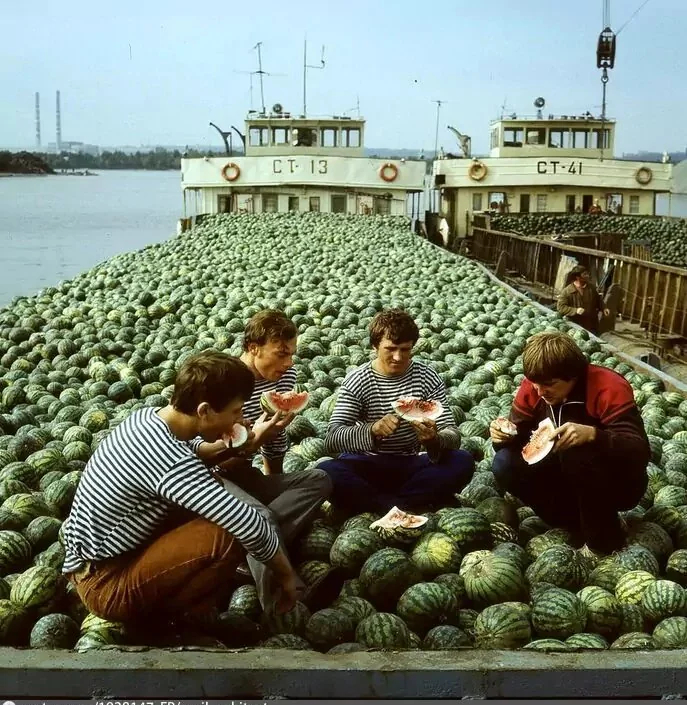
[669,274,682,336]
[659,272,672,334]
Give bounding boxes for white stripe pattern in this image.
[325,360,460,458]
[62,407,279,573]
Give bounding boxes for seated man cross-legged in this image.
[490,331,650,556]
[190,310,333,613]
[62,351,303,644]
[319,309,474,515]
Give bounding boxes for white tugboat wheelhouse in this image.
[432,107,673,239]
[181,106,426,220]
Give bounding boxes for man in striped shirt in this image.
[63,351,303,640]
[190,310,334,613]
[319,309,474,515]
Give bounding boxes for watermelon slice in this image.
[222,423,248,449]
[494,416,517,436]
[391,396,443,422]
[370,506,429,544]
[521,418,556,465]
[260,390,310,415]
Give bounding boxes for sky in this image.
[2,0,686,155]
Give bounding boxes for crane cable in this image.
[615,0,652,35]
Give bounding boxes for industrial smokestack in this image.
[56,90,62,152]
[35,92,41,149]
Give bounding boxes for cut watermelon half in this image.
[391,396,443,422]
[260,390,310,415]
[222,423,249,449]
[521,418,556,465]
[494,416,517,436]
[370,506,428,531]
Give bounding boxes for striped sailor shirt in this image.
[62,407,279,574]
[325,359,461,459]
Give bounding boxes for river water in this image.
[0,170,181,308]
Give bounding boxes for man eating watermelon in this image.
[318,309,474,515]
[490,331,650,556]
[189,310,335,613]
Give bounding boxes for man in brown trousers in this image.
[556,265,609,334]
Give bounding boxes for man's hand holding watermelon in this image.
[410,418,439,446]
[247,410,295,452]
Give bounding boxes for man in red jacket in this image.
[490,332,650,555]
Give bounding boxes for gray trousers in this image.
[219,462,332,614]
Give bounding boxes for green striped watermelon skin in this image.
[526,546,590,592]
[298,525,336,562]
[0,529,33,574]
[463,554,526,607]
[304,608,354,650]
[0,598,32,646]
[565,632,609,649]
[640,579,687,622]
[332,596,376,627]
[652,616,687,648]
[422,624,471,649]
[473,603,532,649]
[261,634,313,650]
[576,586,622,638]
[396,582,458,636]
[531,588,587,640]
[265,601,311,637]
[437,508,492,552]
[359,548,422,611]
[610,632,655,649]
[410,532,462,577]
[523,638,571,651]
[614,570,657,605]
[666,550,687,587]
[355,612,411,649]
[329,528,385,576]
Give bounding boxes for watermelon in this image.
[222,423,248,449]
[576,586,622,637]
[422,624,471,649]
[531,587,587,639]
[359,548,422,611]
[411,531,462,577]
[355,612,411,649]
[640,579,687,622]
[395,582,458,636]
[329,528,385,576]
[261,633,313,650]
[652,616,687,648]
[304,608,354,650]
[437,508,492,552]
[523,638,571,651]
[0,598,32,646]
[23,516,62,551]
[369,506,428,545]
[526,545,590,591]
[261,390,309,415]
[564,632,609,650]
[0,529,33,573]
[473,602,532,648]
[29,613,80,649]
[391,397,443,422]
[331,596,376,627]
[298,524,336,562]
[228,584,261,621]
[327,641,367,654]
[615,570,657,605]
[522,418,556,465]
[265,602,311,637]
[610,632,655,649]
[463,553,526,606]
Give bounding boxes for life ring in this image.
[222,162,241,182]
[468,161,488,181]
[635,166,653,185]
[379,163,398,182]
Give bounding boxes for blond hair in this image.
[522,332,588,383]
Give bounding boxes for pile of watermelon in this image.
[490,213,687,268]
[2,212,687,653]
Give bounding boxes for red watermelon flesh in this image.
[222,423,249,449]
[261,390,309,414]
[391,396,443,422]
[521,418,556,465]
[370,506,429,530]
[495,417,517,436]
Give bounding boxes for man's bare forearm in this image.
[195,440,238,466]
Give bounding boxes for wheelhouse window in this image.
[309,196,320,212]
[262,194,278,213]
[249,127,269,146]
[549,129,571,148]
[374,196,391,215]
[321,128,338,147]
[503,128,524,147]
[472,193,483,212]
[272,127,289,145]
[536,194,547,212]
[525,128,545,146]
[490,128,499,149]
[331,194,346,213]
[288,196,300,212]
[591,129,610,149]
[629,195,640,214]
[341,128,360,147]
[572,129,589,148]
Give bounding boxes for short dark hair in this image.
[522,332,588,383]
[566,265,588,286]
[171,351,254,414]
[369,309,419,348]
[242,310,297,351]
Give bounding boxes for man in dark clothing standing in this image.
[490,332,649,556]
[556,265,609,334]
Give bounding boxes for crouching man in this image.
[190,310,333,613]
[490,331,650,555]
[62,351,302,641]
[319,309,474,515]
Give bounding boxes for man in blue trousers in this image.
[318,309,474,515]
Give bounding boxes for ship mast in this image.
[596,0,616,161]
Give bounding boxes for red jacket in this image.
[505,364,650,469]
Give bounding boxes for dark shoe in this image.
[302,567,345,612]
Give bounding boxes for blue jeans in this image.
[318,450,474,515]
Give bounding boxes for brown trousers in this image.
[69,515,244,623]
